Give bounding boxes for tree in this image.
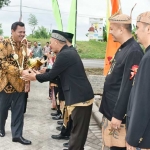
[28,14,38,37]
[0,0,10,8]
[103,24,107,42]
[0,24,3,35]
[132,24,137,40]
[33,26,51,39]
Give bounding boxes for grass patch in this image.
[77,40,106,59]
[27,37,107,59]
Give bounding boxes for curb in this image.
[92,100,103,128]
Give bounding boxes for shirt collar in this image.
[59,45,68,53]
[145,45,150,53]
[119,37,134,49]
[10,36,23,48]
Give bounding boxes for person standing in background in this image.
[43,42,51,67]
[0,35,4,43]
[32,41,43,58]
[27,41,33,58]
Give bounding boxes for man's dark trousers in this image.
[0,91,25,138]
[69,104,92,150]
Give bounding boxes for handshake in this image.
[21,67,47,82]
[20,57,48,81]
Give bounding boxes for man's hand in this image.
[126,142,136,150]
[22,69,36,81]
[21,69,30,76]
[39,67,47,74]
[111,117,122,130]
[32,69,41,75]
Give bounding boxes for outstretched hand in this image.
[39,67,47,74]
[22,69,37,81]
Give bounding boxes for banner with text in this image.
[88,18,103,40]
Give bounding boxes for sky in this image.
[0,0,150,40]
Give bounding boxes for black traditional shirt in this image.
[126,45,150,148]
[99,37,144,121]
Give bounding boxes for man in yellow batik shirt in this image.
[0,22,31,145]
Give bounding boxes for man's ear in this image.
[119,25,124,34]
[11,29,14,35]
[147,24,150,34]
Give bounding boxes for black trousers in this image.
[43,55,47,67]
[54,86,62,115]
[0,91,25,138]
[110,147,126,150]
[61,115,72,136]
[24,93,28,113]
[69,104,92,150]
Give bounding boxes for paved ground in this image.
[82,59,104,68]
[0,81,102,150]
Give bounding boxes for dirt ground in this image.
[85,68,104,75]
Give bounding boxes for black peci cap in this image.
[51,30,67,42]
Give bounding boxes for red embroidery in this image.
[107,56,112,64]
[130,65,139,79]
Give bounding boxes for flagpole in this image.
[119,0,122,13]
[74,0,77,47]
[56,0,63,31]
[19,0,22,21]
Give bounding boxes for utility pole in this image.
[50,24,52,34]
[19,0,22,21]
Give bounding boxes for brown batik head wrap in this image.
[109,4,137,24]
[137,11,150,24]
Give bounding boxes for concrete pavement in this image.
[82,59,104,68]
[0,81,102,150]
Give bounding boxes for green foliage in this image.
[26,37,50,47]
[26,37,106,59]
[103,24,107,42]
[32,26,51,39]
[28,14,38,36]
[0,24,3,35]
[77,40,106,59]
[0,0,10,8]
[132,24,137,40]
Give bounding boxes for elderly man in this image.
[22,30,94,150]
[51,33,74,146]
[99,12,143,150]
[126,11,150,150]
[0,22,31,145]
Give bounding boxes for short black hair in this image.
[122,24,132,32]
[46,42,49,44]
[11,22,25,31]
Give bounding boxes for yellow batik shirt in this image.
[0,38,28,93]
